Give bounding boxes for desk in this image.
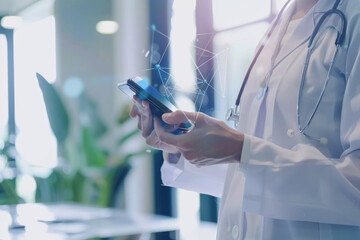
[0,203,179,240]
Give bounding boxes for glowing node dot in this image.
[204,79,208,84]
[151,24,156,31]
[155,64,161,70]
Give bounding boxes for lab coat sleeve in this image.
[161,153,227,198]
[240,134,360,226]
[239,39,360,225]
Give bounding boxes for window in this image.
[14,15,57,169]
[212,0,287,119]
[213,23,269,118]
[0,35,8,168]
[213,0,271,30]
[170,2,201,239]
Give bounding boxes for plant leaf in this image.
[81,126,106,167]
[78,92,107,137]
[37,73,69,144]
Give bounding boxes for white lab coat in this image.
[161,0,360,239]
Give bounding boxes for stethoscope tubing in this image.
[231,0,346,142]
[297,44,340,136]
[234,0,292,106]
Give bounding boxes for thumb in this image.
[162,110,203,125]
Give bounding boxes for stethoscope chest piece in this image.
[227,106,240,128]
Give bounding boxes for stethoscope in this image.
[227,0,347,144]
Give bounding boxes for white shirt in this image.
[161,0,360,239]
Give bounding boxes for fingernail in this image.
[162,113,170,119]
[142,102,147,108]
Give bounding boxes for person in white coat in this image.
[130,0,360,239]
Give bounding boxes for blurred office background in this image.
[0,0,287,239]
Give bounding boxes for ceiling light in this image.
[1,16,23,29]
[96,20,118,34]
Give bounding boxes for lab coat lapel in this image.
[274,0,333,66]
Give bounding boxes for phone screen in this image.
[131,79,178,115]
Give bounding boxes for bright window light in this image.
[16,174,37,202]
[175,96,196,112]
[170,0,197,91]
[0,35,8,142]
[213,23,268,119]
[1,16,23,29]
[14,16,57,168]
[96,20,118,34]
[170,1,201,239]
[212,0,271,30]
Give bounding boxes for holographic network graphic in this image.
[140,24,229,125]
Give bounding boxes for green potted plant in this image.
[0,132,24,204]
[36,73,145,207]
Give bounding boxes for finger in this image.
[130,104,139,118]
[137,115,142,130]
[133,95,144,110]
[141,109,153,137]
[133,95,151,114]
[182,151,208,161]
[145,130,160,147]
[141,100,151,117]
[154,117,186,147]
[193,158,213,166]
[142,100,150,108]
[182,151,199,161]
[139,100,153,136]
[133,95,140,104]
[162,110,204,125]
[181,151,208,166]
[145,130,178,152]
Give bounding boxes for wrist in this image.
[230,130,244,163]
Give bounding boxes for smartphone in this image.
[117,77,193,134]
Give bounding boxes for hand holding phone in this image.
[118,77,193,134]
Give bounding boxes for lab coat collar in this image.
[274,0,337,66]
